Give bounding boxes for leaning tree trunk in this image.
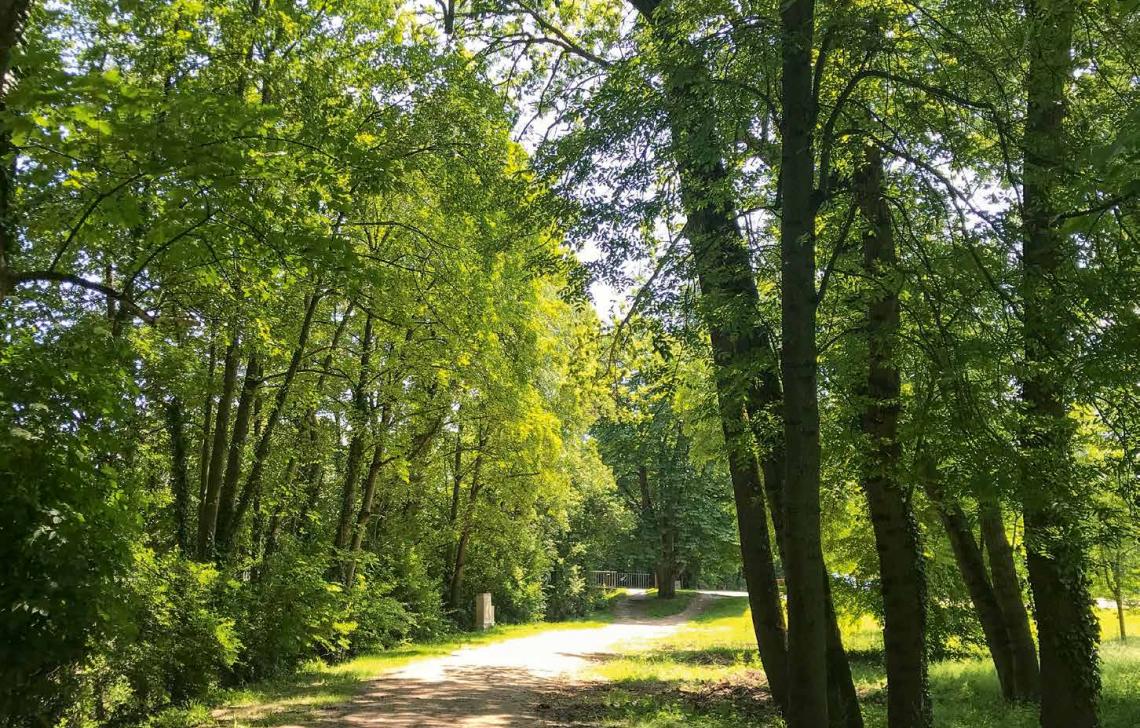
[779,0,831,724]
[919,459,1017,700]
[220,290,321,557]
[856,146,930,727]
[215,353,261,555]
[979,501,1040,701]
[627,0,792,711]
[197,335,239,560]
[1020,2,1100,726]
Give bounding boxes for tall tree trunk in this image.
[215,353,261,555]
[198,339,217,505]
[197,335,239,559]
[296,304,354,537]
[980,501,1040,701]
[627,0,792,710]
[919,459,1017,700]
[856,146,930,727]
[344,409,389,587]
[448,441,484,613]
[761,440,863,728]
[0,0,31,298]
[166,396,192,553]
[220,291,321,556]
[779,0,830,724]
[333,312,375,564]
[657,524,677,599]
[1020,2,1099,725]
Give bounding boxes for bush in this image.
[108,550,240,719]
[0,323,141,727]
[233,546,355,679]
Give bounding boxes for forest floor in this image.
[211,593,1140,728]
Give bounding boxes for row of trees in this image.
[453,1,1136,727]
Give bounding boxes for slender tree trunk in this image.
[345,412,389,586]
[215,353,261,554]
[1109,555,1126,642]
[0,0,31,298]
[625,0,792,710]
[980,501,1040,701]
[333,313,375,562]
[197,335,239,559]
[856,146,930,727]
[220,291,321,556]
[657,526,677,599]
[779,0,830,723]
[166,396,192,553]
[448,443,483,613]
[198,340,217,505]
[762,442,863,728]
[919,459,1017,700]
[1020,2,1099,725]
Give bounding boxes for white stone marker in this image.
[474,592,495,630]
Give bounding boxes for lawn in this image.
[571,596,1140,727]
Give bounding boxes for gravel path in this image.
[302,593,708,727]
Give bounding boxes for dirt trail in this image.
[296,593,707,727]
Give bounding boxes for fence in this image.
[589,570,656,590]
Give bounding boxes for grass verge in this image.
[557,596,1140,727]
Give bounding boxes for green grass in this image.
[628,589,698,619]
[570,597,1140,727]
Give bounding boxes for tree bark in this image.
[215,352,261,555]
[0,0,31,298]
[779,0,830,724]
[197,339,217,505]
[761,438,863,728]
[980,501,1040,701]
[166,396,192,554]
[856,146,930,727]
[220,290,321,556]
[197,335,239,559]
[333,312,375,564]
[1020,2,1099,725]
[918,459,1017,700]
[625,0,792,711]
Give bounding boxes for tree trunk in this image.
[625,0,792,711]
[296,304,354,538]
[919,459,1017,700]
[221,291,321,556]
[333,313,375,563]
[0,0,31,298]
[657,526,677,599]
[762,439,863,728]
[197,335,239,560]
[448,442,484,613]
[344,418,388,586]
[856,146,930,727]
[197,339,217,505]
[980,501,1040,701]
[215,353,261,555]
[1020,2,1099,725]
[779,0,830,724]
[166,396,192,553]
